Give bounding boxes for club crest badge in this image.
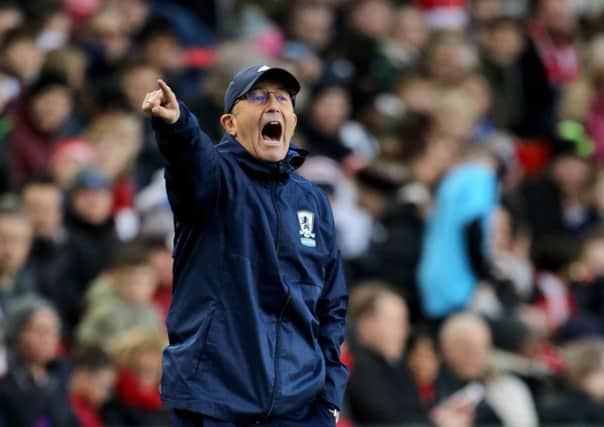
[297,210,316,247]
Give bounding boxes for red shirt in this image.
[70,394,104,427]
[116,369,162,410]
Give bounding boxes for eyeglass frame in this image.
[234,88,296,109]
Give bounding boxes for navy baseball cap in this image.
[223,64,301,113]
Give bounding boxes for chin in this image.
[258,142,288,162]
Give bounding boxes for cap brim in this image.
[242,68,301,97]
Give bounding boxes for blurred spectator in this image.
[0,195,35,318]
[0,296,73,426]
[83,112,143,239]
[105,327,169,426]
[352,133,455,320]
[137,19,186,87]
[406,326,440,404]
[21,176,70,302]
[517,0,579,139]
[0,2,23,46]
[426,33,479,87]
[49,138,97,189]
[418,145,501,319]
[76,241,161,350]
[44,46,89,94]
[518,125,596,239]
[286,1,335,55]
[490,201,534,301]
[105,0,216,47]
[429,89,480,146]
[118,61,165,189]
[480,16,526,131]
[436,312,539,426]
[539,338,604,424]
[83,8,132,83]
[346,282,428,425]
[383,5,429,70]
[186,41,271,141]
[0,27,44,85]
[459,73,496,142]
[298,81,356,164]
[58,168,117,340]
[351,162,404,252]
[68,345,117,427]
[336,0,394,102]
[531,234,589,337]
[395,71,438,115]
[6,70,73,186]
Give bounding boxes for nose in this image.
[265,93,282,110]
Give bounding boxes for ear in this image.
[220,114,237,136]
[288,112,298,138]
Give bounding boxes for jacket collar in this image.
[216,133,307,179]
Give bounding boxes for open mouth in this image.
[261,121,283,142]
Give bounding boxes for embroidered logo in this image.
[297,210,316,247]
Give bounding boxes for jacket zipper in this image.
[265,175,290,419]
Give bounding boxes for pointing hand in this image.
[142,79,180,124]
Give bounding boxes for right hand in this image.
[142,79,180,124]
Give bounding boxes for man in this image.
[21,176,69,301]
[436,312,538,427]
[345,282,425,425]
[345,283,474,427]
[142,65,348,426]
[0,196,36,319]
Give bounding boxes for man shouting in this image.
[142,65,348,427]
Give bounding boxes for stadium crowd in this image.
[1,0,604,425]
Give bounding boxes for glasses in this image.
[237,88,294,106]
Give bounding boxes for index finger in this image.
[157,79,176,102]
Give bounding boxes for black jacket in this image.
[346,346,428,425]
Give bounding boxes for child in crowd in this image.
[69,346,116,427]
[76,241,162,350]
[105,327,170,426]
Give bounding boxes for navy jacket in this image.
[152,102,348,422]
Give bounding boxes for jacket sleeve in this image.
[317,199,349,410]
[151,101,222,219]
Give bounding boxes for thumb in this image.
[152,105,177,123]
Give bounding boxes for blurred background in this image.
[2,0,604,426]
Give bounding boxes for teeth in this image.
[269,121,280,125]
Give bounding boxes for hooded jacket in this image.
[151,102,348,423]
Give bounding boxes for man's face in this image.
[360,294,409,360]
[30,86,72,134]
[22,184,63,239]
[444,326,491,380]
[17,307,60,365]
[0,215,32,275]
[221,80,297,163]
[72,188,113,225]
